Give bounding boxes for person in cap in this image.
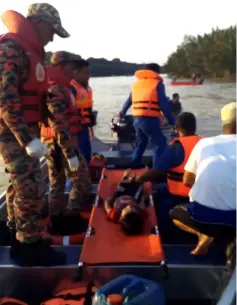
[41,51,91,218]
[170,102,236,255]
[118,63,176,167]
[0,3,69,266]
[169,93,182,117]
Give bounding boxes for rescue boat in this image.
[171,81,201,86]
[0,115,235,305]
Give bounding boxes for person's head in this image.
[73,60,90,86]
[120,208,144,235]
[116,196,144,235]
[27,3,69,47]
[172,93,179,102]
[221,102,236,135]
[176,112,197,136]
[144,63,160,74]
[50,51,82,81]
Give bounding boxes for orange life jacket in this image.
[41,284,97,305]
[0,10,47,124]
[167,135,202,197]
[40,66,81,140]
[131,70,163,118]
[70,80,93,125]
[0,298,28,305]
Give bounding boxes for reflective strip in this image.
[63,236,70,245]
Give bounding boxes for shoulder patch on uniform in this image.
[36,62,45,82]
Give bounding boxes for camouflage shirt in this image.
[0,40,35,146]
[45,84,77,159]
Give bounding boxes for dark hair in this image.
[72,59,89,70]
[176,112,197,135]
[144,63,160,74]
[173,93,179,99]
[61,59,89,70]
[120,211,143,235]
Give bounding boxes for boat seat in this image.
[78,168,166,269]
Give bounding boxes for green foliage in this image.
[44,52,144,77]
[164,26,236,79]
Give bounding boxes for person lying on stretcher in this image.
[104,169,146,235]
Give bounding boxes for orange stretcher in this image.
[78,167,165,268]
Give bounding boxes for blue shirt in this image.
[70,84,77,98]
[153,141,185,172]
[120,82,176,126]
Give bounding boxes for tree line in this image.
[44,52,143,77]
[164,26,236,80]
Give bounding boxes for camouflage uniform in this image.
[42,51,91,216]
[0,4,69,243]
[27,3,70,38]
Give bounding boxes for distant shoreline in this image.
[90,74,236,84]
[167,73,236,84]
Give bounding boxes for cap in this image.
[221,102,236,125]
[27,3,70,38]
[50,51,82,65]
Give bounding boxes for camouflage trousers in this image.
[46,143,91,216]
[0,135,46,243]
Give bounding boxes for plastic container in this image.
[92,274,165,305]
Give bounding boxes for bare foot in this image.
[191,234,214,256]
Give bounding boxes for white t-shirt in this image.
[184,134,236,210]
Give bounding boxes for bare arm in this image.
[136,169,165,183]
[183,171,196,187]
[104,200,112,214]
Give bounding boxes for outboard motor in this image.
[110,115,136,148]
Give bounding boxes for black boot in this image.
[10,239,66,266]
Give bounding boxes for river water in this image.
[0,75,235,192]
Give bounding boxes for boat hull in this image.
[0,244,227,304]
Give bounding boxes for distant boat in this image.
[171,81,201,86]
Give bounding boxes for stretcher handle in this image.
[74,262,84,281]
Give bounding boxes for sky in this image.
[0,0,236,64]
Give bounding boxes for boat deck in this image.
[0,183,229,303]
[0,134,235,304]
